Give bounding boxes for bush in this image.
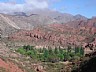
[17,48,26,54]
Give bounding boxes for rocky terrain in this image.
[0,11,96,72]
[0,58,24,72]
[0,41,24,72]
[0,10,87,36]
[7,18,96,48]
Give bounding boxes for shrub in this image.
[17,48,26,54]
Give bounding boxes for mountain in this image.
[0,14,19,36]
[0,10,88,37]
[74,14,87,20]
[13,9,87,24]
[29,9,87,24]
[0,10,96,72]
[0,13,57,36]
[8,18,96,48]
[13,12,27,16]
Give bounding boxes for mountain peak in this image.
[74,14,87,20]
[13,12,27,16]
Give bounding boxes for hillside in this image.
[0,12,95,72]
[7,18,96,48]
[0,10,87,37]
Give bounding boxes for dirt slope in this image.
[0,58,25,72]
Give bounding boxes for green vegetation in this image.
[17,45,84,63]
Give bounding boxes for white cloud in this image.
[0,0,49,13]
[24,0,48,11]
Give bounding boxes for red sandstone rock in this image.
[8,18,96,47]
[0,58,25,72]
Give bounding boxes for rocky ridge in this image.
[8,18,96,48]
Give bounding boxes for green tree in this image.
[38,54,44,61]
[48,53,59,63]
[59,48,63,55]
[58,53,64,61]
[75,46,80,54]
[23,45,31,51]
[43,48,49,61]
[67,45,71,53]
[38,48,43,53]
[28,49,37,59]
[17,48,26,54]
[54,47,59,54]
[26,45,31,50]
[63,52,69,61]
[23,45,26,50]
[80,47,84,56]
[48,47,53,55]
[30,46,34,50]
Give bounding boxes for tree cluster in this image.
[17,45,84,63]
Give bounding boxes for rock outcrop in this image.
[8,18,96,48]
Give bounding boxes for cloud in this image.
[0,0,49,13]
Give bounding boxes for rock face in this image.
[8,24,84,47]
[73,52,96,72]
[0,14,19,36]
[0,11,87,36]
[32,64,46,72]
[8,18,96,48]
[74,14,87,20]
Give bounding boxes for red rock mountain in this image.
[0,11,87,36]
[8,18,96,47]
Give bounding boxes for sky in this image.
[0,0,96,18]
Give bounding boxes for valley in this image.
[0,11,96,72]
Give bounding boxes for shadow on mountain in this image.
[72,56,96,72]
